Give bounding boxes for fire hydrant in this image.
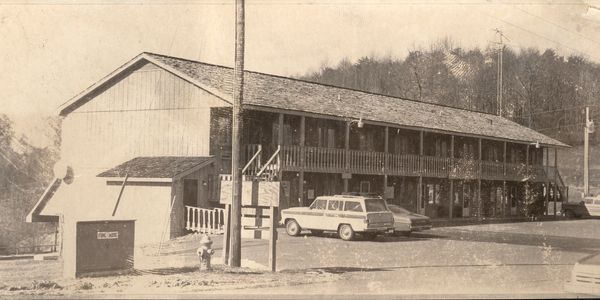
[197,234,215,271]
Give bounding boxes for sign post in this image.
[268,205,277,272]
[220,179,282,272]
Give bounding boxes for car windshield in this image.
[387,205,411,214]
[364,198,388,212]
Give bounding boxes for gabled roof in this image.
[97,156,213,179]
[58,52,569,148]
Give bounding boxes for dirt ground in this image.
[0,233,340,297]
[0,260,339,297]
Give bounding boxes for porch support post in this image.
[545,147,549,174]
[503,180,507,217]
[278,113,284,181]
[525,144,529,174]
[554,148,558,169]
[503,141,507,177]
[418,130,424,213]
[298,116,306,206]
[525,144,530,216]
[344,121,350,193]
[545,181,550,216]
[503,141,507,218]
[449,135,454,219]
[298,171,304,206]
[477,138,482,221]
[383,127,389,197]
[554,147,558,217]
[449,179,454,219]
[300,116,305,169]
[384,126,389,171]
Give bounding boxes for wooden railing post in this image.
[300,116,305,169]
[186,206,190,230]
[503,141,507,177]
[345,122,350,170]
[477,138,482,220]
[384,126,389,174]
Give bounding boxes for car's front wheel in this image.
[338,224,355,241]
[285,219,301,236]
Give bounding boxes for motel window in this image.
[394,135,410,154]
[435,139,448,157]
[327,200,343,211]
[510,148,521,164]
[486,146,499,162]
[344,201,363,212]
[426,184,440,205]
[310,199,327,210]
[462,143,475,159]
[360,181,371,193]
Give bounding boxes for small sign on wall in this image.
[97,231,119,240]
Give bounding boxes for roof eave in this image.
[26,178,62,223]
[57,53,233,117]
[245,104,570,148]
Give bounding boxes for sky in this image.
[2,0,600,147]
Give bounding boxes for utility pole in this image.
[229,0,245,267]
[494,29,508,117]
[584,106,594,196]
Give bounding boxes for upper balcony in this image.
[211,108,561,184]
[278,144,553,182]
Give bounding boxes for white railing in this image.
[257,145,281,180]
[185,206,226,234]
[242,144,262,175]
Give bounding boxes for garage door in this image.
[76,220,135,276]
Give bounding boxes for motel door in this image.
[462,184,472,217]
[510,186,518,216]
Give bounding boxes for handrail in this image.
[242,145,262,174]
[257,145,281,177]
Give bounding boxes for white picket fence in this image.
[185,206,226,234]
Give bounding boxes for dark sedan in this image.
[387,204,432,236]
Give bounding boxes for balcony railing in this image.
[481,160,504,179]
[274,145,555,181]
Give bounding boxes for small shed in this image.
[75,220,135,277]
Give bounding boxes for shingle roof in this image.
[97,156,213,178]
[144,53,567,147]
[59,52,568,148]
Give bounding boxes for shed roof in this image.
[97,156,213,179]
[59,52,569,148]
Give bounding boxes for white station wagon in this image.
[280,195,395,241]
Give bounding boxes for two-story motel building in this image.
[27,52,569,245]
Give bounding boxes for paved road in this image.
[230,219,600,296]
[136,219,600,296]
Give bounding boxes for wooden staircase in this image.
[242,144,280,181]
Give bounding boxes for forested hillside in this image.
[0,114,60,254]
[298,40,600,146]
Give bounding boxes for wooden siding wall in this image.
[61,62,228,172]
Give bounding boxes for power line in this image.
[513,6,600,48]
[480,9,596,59]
